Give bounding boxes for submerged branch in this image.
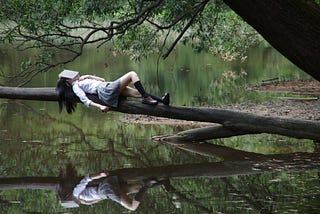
[152,125,256,142]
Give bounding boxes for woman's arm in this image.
[79,75,105,82]
[72,84,109,112]
[89,102,110,112]
[72,175,92,198]
[89,172,109,180]
[120,195,140,211]
[79,199,103,205]
[73,172,109,199]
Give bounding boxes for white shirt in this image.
[72,175,106,203]
[72,79,103,107]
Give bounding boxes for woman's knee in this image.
[127,71,137,76]
[127,71,139,82]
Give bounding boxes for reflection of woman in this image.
[64,172,156,211]
[56,70,170,114]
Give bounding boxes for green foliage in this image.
[0,0,262,82]
[208,10,262,61]
[113,0,262,60]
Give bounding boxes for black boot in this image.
[134,81,158,105]
[161,93,170,105]
[148,93,170,105]
[142,96,158,105]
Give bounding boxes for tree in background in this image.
[223,0,320,82]
[0,0,319,84]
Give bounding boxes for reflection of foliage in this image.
[0,0,262,84]
[202,69,273,105]
[221,172,320,213]
[1,171,318,213]
[225,134,314,155]
[0,189,63,213]
[0,101,209,212]
[159,172,320,214]
[0,100,212,176]
[1,99,319,213]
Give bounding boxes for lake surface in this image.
[0,45,319,213]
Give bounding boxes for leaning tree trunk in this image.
[223,0,320,81]
[0,86,319,140]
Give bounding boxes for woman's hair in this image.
[56,78,77,114]
[57,163,81,208]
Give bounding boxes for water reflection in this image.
[0,44,318,213]
[0,141,319,213]
[58,164,168,211]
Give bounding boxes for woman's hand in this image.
[89,102,110,112]
[100,105,109,112]
[100,171,109,177]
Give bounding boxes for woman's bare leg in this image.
[118,183,141,211]
[119,71,140,92]
[119,71,158,105]
[120,86,141,98]
[121,183,142,194]
[119,193,140,211]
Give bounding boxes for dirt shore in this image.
[121,79,320,125]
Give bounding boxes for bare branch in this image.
[162,0,210,59]
[0,0,170,84]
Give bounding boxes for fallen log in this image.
[0,86,319,140]
[0,87,57,101]
[152,125,256,142]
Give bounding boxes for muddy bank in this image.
[121,79,320,125]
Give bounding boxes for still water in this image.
[0,45,319,213]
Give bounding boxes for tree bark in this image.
[0,87,57,101]
[0,86,319,140]
[223,0,320,81]
[152,125,257,142]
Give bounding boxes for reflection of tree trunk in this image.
[152,140,265,161]
[1,151,319,190]
[0,87,319,141]
[114,151,320,182]
[113,162,258,182]
[0,161,255,191]
[0,177,59,190]
[315,141,320,153]
[155,140,320,169]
